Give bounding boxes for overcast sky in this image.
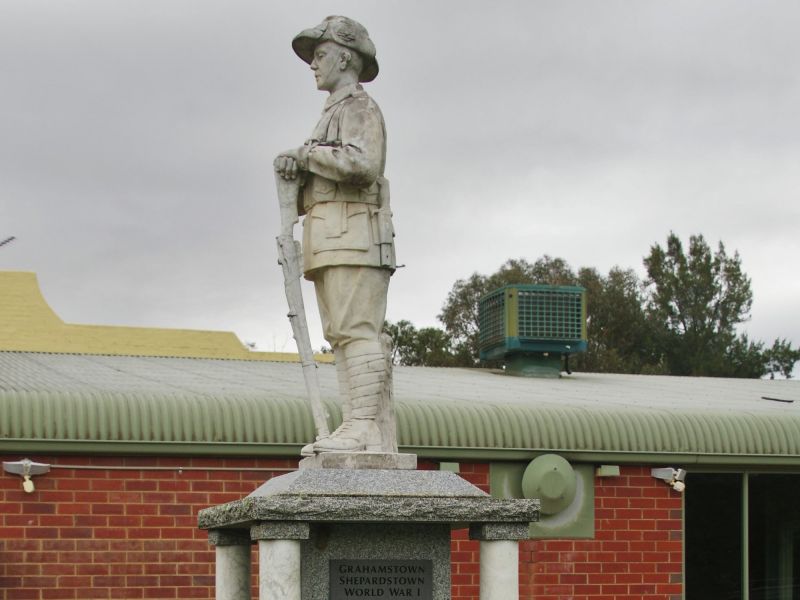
[2,1,799,353]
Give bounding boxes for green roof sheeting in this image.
[2,351,800,465]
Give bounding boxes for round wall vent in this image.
[521,454,577,515]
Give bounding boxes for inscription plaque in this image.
[329,559,433,599]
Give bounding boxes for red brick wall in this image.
[0,455,293,600]
[521,465,683,600]
[450,463,489,600]
[448,464,683,600]
[1,457,681,600]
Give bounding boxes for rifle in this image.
[274,173,330,440]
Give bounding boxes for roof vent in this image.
[478,284,587,378]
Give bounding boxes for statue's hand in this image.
[274,148,306,180]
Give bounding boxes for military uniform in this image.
[287,16,396,453]
[300,82,395,349]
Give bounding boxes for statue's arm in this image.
[306,99,384,187]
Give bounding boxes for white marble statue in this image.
[274,16,397,455]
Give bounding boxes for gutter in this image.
[3,438,800,469]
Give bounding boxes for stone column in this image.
[469,523,529,600]
[251,522,310,600]
[208,529,252,600]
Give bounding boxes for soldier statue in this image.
[274,16,396,455]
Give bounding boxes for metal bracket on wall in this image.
[650,466,687,492]
[2,458,51,493]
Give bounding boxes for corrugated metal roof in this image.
[2,351,800,464]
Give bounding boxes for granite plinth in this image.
[469,522,530,541]
[198,469,539,530]
[250,468,485,497]
[251,521,310,540]
[208,529,251,546]
[299,452,416,470]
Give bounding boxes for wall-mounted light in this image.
[2,459,51,493]
[651,467,686,492]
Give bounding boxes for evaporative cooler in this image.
[478,284,587,378]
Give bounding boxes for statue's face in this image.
[310,41,348,92]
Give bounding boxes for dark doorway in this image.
[685,473,743,600]
[749,474,800,600]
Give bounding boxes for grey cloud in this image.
[1,0,798,351]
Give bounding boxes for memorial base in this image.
[199,465,539,600]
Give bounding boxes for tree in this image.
[383,320,467,367]
[383,320,418,365]
[725,335,767,379]
[764,338,800,379]
[405,235,793,378]
[407,327,459,367]
[575,266,662,374]
[437,256,661,372]
[436,272,486,364]
[643,232,755,376]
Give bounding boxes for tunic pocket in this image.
[303,176,337,212]
[311,177,336,200]
[310,202,371,253]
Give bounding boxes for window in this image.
[685,473,800,600]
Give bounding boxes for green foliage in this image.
[395,232,794,379]
[643,232,755,377]
[383,320,470,367]
[382,320,417,365]
[437,256,656,374]
[436,273,485,364]
[575,266,662,374]
[724,335,767,379]
[764,338,800,379]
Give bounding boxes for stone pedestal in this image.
[299,451,417,471]
[200,464,538,600]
